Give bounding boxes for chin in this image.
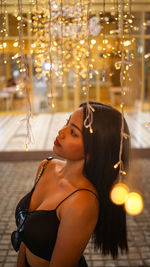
[53,146,62,157]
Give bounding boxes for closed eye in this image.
[70,128,78,137]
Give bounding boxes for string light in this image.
[124,192,144,215]
[110,183,129,205]
[17,0,33,150]
[110,0,144,215]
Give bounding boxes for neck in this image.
[57,158,85,182]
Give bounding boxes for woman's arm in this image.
[49,192,99,267]
[17,242,26,267]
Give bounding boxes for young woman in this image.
[11,101,130,267]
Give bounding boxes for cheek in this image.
[67,140,84,157]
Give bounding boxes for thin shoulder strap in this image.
[56,188,98,210]
[35,157,53,185]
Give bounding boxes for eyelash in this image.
[70,129,77,137]
[65,118,78,137]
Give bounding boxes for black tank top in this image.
[15,158,98,261]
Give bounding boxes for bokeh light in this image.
[124,192,144,215]
[110,183,129,205]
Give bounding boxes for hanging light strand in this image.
[118,0,126,179]
[0,0,7,64]
[60,0,65,94]
[18,0,33,150]
[102,0,106,81]
[48,0,54,107]
[84,0,95,133]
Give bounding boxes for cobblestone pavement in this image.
[0,159,150,267]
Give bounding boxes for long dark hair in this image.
[80,101,130,258]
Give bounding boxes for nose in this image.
[58,129,65,139]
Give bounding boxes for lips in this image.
[54,138,61,147]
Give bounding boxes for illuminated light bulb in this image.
[128,19,133,23]
[114,161,121,169]
[124,40,131,46]
[103,39,108,44]
[3,42,7,47]
[144,53,150,59]
[26,144,28,151]
[13,41,19,47]
[110,183,129,205]
[120,170,127,175]
[89,127,93,134]
[91,39,96,45]
[17,16,21,21]
[52,103,55,108]
[124,192,144,215]
[80,40,85,45]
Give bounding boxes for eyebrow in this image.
[70,123,82,133]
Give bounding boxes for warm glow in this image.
[103,39,108,44]
[124,192,144,215]
[3,42,7,48]
[80,40,85,45]
[110,183,129,205]
[124,40,131,46]
[13,41,19,47]
[91,39,96,45]
[89,127,93,133]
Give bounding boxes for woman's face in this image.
[53,108,85,161]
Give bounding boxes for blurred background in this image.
[0,0,150,114]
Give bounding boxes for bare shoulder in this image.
[60,188,99,223]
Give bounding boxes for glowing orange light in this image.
[110,183,129,205]
[124,192,144,215]
[89,127,93,134]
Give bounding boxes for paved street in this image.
[0,158,150,267]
